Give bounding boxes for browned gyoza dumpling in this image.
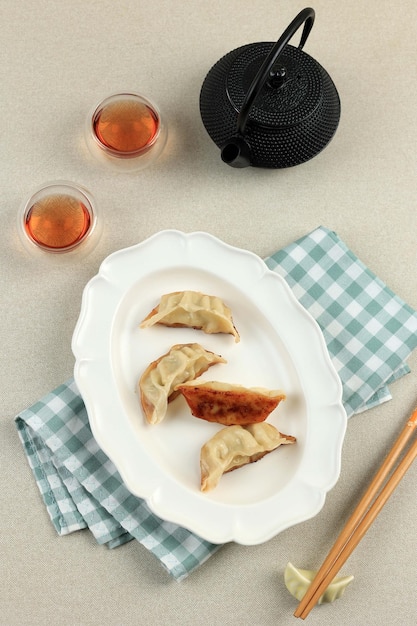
[176,380,286,425]
[139,344,226,425]
[200,423,296,492]
[140,291,240,342]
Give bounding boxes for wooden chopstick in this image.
[294,406,417,619]
[297,434,417,619]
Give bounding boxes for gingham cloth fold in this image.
[15,226,417,580]
[15,380,219,581]
[265,226,417,417]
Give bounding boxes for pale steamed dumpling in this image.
[139,343,226,425]
[200,422,296,492]
[140,291,240,342]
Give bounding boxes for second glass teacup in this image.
[85,92,167,171]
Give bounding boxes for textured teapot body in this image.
[199,8,341,169]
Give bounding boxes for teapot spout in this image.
[220,137,251,168]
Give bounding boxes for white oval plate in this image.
[72,230,347,545]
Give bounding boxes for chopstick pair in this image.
[294,405,417,619]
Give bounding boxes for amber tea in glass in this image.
[19,182,97,254]
[86,92,166,171]
[93,99,159,154]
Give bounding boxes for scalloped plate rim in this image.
[72,230,347,544]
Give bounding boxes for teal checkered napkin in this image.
[15,380,220,582]
[15,226,417,580]
[265,226,417,417]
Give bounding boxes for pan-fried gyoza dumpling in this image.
[140,291,240,342]
[200,423,296,492]
[176,380,286,425]
[139,343,226,425]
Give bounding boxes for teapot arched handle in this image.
[220,7,315,167]
[236,7,315,136]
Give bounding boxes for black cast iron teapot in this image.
[199,7,340,169]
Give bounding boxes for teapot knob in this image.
[267,66,287,88]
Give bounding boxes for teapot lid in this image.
[226,44,324,129]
